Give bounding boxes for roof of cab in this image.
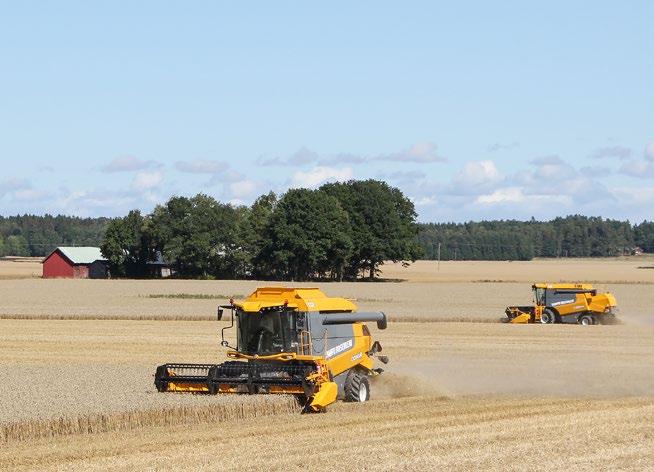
[234,287,357,313]
[532,283,595,290]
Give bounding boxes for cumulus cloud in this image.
[615,142,654,178]
[378,142,446,163]
[645,142,654,160]
[13,188,52,202]
[0,177,31,198]
[590,145,633,160]
[579,165,612,175]
[619,159,654,179]
[452,160,503,187]
[133,170,164,190]
[476,187,569,205]
[259,147,318,166]
[174,159,229,174]
[101,155,160,173]
[377,170,427,184]
[404,154,631,222]
[291,166,354,188]
[527,155,577,179]
[413,196,438,206]
[259,142,445,167]
[229,179,258,199]
[259,147,366,167]
[288,147,319,165]
[322,153,367,165]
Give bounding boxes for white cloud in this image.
[413,196,438,206]
[13,188,51,202]
[378,142,446,163]
[101,155,159,173]
[291,166,354,188]
[259,147,367,167]
[452,160,503,187]
[260,142,444,167]
[133,170,164,190]
[475,187,524,204]
[378,170,427,184]
[322,153,367,165]
[529,155,577,179]
[619,159,654,178]
[259,147,319,166]
[590,146,633,160]
[0,177,31,198]
[229,179,257,199]
[645,142,654,160]
[174,159,229,174]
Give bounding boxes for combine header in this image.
[154,287,388,412]
[504,283,618,325]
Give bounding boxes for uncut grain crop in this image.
[0,258,42,279]
[2,258,654,322]
[1,396,297,444]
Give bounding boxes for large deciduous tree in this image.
[100,210,152,277]
[149,194,240,278]
[321,179,422,279]
[263,188,352,281]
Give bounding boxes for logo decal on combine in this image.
[325,339,353,359]
[551,299,575,306]
[351,352,362,361]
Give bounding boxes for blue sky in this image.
[0,1,652,222]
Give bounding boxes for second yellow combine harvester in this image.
[154,287,388,412]
[505,283,618,325]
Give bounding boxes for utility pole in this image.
[437,242,441,271]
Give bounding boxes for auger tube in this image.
[321,311,387,330]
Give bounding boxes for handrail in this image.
[226,351,298,361]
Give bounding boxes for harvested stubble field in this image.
[1,258,654,470]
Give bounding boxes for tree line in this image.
[0,215,109,257]
[419,216,654,260]
[100,180,423,280]
[2,185,654,273]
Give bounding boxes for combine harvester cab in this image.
[154,287,388,412]
[505,283,618,325]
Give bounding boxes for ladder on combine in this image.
[298,330,312,355]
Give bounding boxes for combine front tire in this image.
[540,309,556,324]
[344,370,370,403]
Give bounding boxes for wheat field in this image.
[1,259,653,470]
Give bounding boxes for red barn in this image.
[42,247,107,279]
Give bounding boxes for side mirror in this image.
[217,308,223,321]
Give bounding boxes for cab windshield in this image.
[237,309,296,355]
[534,287,546,305]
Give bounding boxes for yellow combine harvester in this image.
[154,287,388,412]
[505,283,618,325]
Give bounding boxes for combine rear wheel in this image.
[344,370,370,402]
